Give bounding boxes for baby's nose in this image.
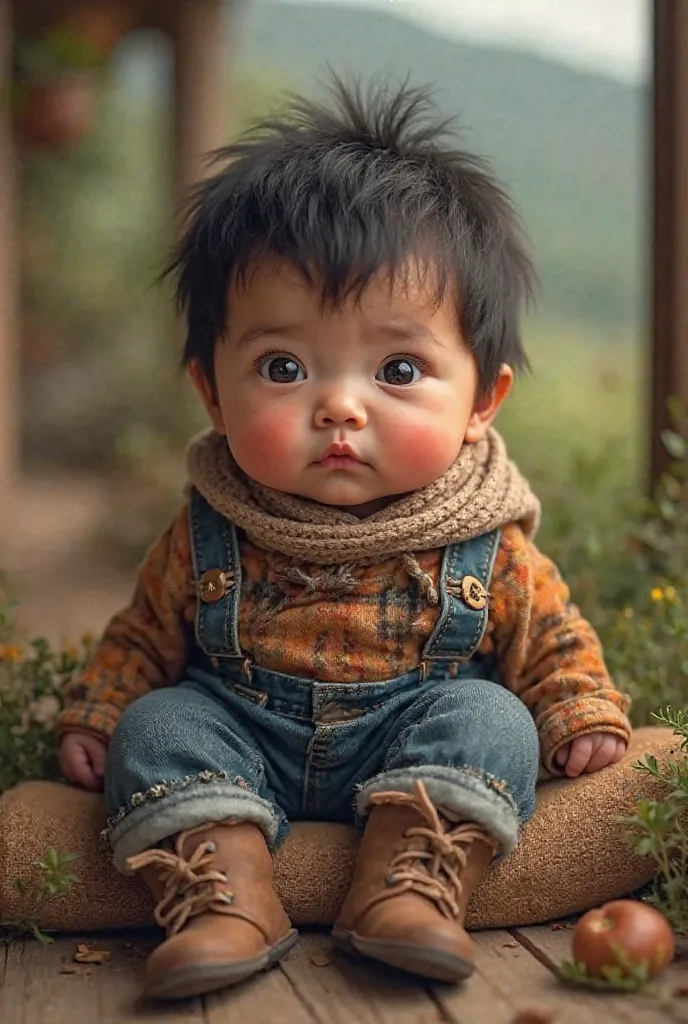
[314,390,367,428]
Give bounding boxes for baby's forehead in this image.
[222,257,464,360]
[228,254,455,315]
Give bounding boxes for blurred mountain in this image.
[119,0,648,334]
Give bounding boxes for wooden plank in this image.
[0,941,30,1022]
[205,946,320,1024]
[650,0,688,484]
[0,936,101,1024]
[513,924,685,1023]
[90,932,206,1024]
[2,924,679,1023]
[0,933,205,1024]
[428,931,521,1024]
[279,931,439,1024]
[434,928,633,1024]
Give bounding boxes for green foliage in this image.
[0,595,84,944]
[559,910,688,1018]
[15,26,108,81]
[558,951,688,1021]
[509,402,688,727]
[623,707,688,936]
[0,585,91,794]
[0,848,79,945]
[559,951,657,994]
[599,588,688,727]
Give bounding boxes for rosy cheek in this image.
[383,420,458,475]
[229,407,299,479]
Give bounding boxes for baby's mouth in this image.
[317,453,363,468]
[315,442,365,466]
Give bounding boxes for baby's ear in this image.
[188,359,226,435]
[464,364,513,443]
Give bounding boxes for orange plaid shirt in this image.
[56,503,631,773]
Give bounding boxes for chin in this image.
[317,494,371,508]
[309,485,380,508]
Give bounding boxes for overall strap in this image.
[420,528,500,671]
[188,488,243,660]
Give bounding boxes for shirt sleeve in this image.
[488,524,631,774]
[56,503,196,741]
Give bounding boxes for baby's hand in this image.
[554,733,627,778]
[59,731,108,791]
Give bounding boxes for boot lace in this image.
[366,781,496,919]
[126,822,236,936]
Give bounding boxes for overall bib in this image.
[106,491,540,871]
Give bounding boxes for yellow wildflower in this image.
[0,644,23,663]
[650,587,664,602]
[623,607,634,619]
[664,585,677,602]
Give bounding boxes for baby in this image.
[56,78,631,1000]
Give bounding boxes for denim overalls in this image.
[106,490,540,872]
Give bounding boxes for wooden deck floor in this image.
[1,925,686,1024]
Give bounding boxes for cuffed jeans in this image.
[105,667,540,872]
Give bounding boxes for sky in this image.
[274,0,650,82]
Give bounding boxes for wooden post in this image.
[0,0,18,536]
[651,0,688,484]
[171,0,228,207]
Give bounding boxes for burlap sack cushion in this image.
[0,726,674,932]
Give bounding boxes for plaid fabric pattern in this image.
[57,503,631,770]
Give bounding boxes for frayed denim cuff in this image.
[357,764,521,855]
[104,772,282,873]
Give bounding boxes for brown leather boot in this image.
[126,820,297,1000]
[332,781,497,982]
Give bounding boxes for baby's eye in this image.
[258,355,306,383]
[376,358,423,386]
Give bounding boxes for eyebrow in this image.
[373,322,447,349]
[231,323,304,353]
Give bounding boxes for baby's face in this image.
[194,258,510,515]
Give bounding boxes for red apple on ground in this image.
[572,900,675,979]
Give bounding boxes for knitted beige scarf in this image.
[187,429,540,603]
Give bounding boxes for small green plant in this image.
[600,585,688,727]
[14,24,109,82]
[0,848,79,944]
[559,950,657,994]
[633,410,688,577]
[623,706,688,936]
[560,949,688,1021]
[0,590,84,943]
[0,583,91,794]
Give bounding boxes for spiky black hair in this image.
[165,75,535,392]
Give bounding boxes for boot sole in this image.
[144,929,299,1000]
[332,927,474,984]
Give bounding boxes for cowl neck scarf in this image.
[187,428,540,605]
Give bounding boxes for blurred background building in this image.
[0,0,686,643]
